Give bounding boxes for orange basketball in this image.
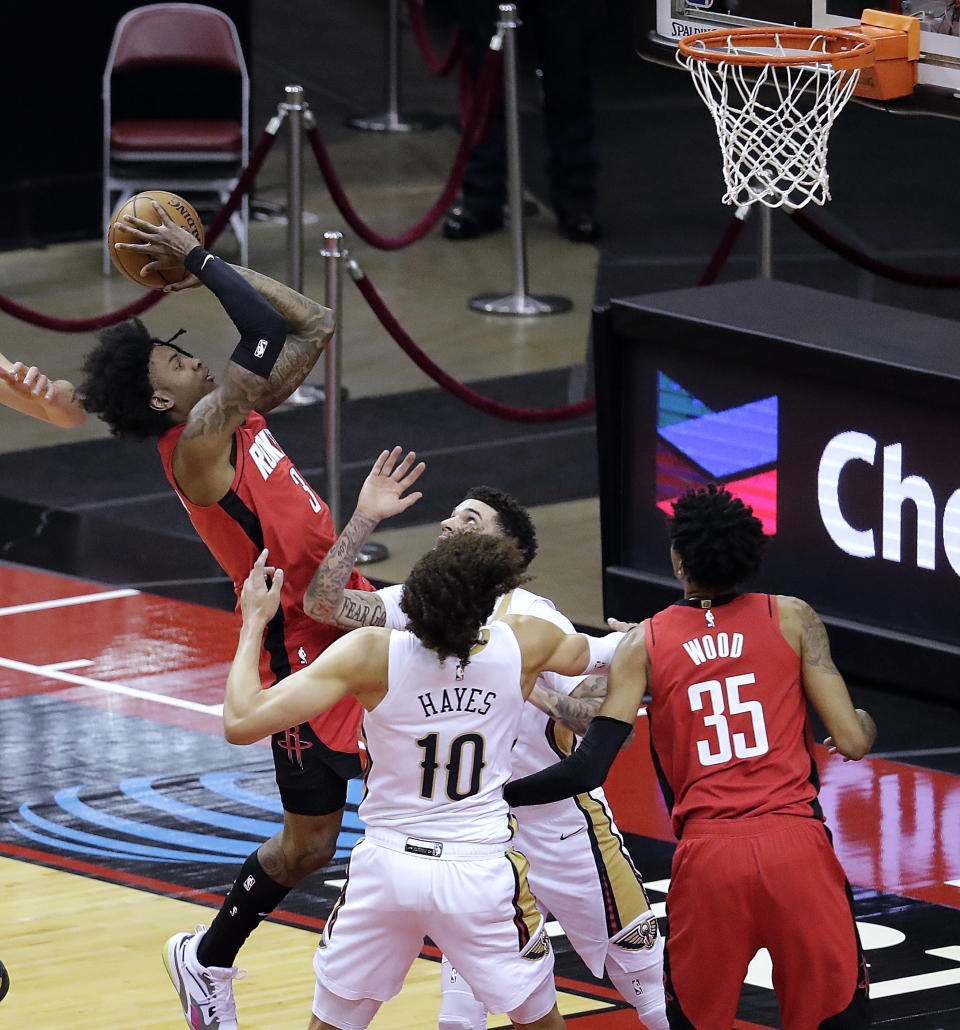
[108,190,205,289]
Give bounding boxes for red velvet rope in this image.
[306,47,502,251]
[789,209,960,289]
[0,127,279,333]
[352,268,596,423]
[405,0,463,76]
[699,214,747,286]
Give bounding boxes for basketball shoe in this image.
[163,925,245,1030]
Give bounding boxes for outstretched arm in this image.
[303,447,425,627]
[0,356,86,428]
[116,200,333,409]
[504,626,646,807]
[228,265,334,414]
[527,681,602,737]
[224,549,389,744]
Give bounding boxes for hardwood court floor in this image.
[1,563,958,1029]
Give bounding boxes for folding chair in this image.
[102,2,249,274]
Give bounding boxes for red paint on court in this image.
[1,561,958,915]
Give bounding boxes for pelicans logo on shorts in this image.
[521,926,551,961]
[612,913,659,951]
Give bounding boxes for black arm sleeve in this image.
[184,247,287,378]
[503,715,632,808]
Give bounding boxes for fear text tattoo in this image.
[304,510,383,626]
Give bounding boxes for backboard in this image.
[641,0,960,117]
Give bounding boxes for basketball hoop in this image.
[678,28,875,210]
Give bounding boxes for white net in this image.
[678,35,864,209]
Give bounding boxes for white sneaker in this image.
[163,925,245,1030]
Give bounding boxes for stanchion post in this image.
[285,85,306,290]
[468,4,572,317]
[347,0,440,132]
[757,206,773,279]
[321,231,344,530]
[281,87,327,409]
[320,238,390,564]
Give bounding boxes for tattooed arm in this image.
[527,680,603,738]
[229,266,335,414]
[528,675,635,746]
[570,674,608,699]
[778,595,875,761]
[304,447,426,626]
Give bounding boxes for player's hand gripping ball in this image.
[108,190,204,289]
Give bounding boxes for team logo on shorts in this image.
[278,726,312,768]
[522,928,551,961]
[612,913,659,951]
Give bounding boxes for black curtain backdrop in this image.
[0,2,250,250]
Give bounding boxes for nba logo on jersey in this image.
[705,610,715,627]
[655,372,778,534]
[255,339,267,358]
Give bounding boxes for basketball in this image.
[107,190,205,289]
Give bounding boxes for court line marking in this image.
[0,588,139,617]
[0,654,222,715]
[870,747,960,758]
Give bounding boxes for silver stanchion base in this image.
[468,292,573,317]
[357,541,390,564]
[346,111,442,132]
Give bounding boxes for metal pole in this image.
[281,92,326,409]
[468,4,572,317]
[757,205,773,279]
[347,0,440,132]
[285,85,305,290]
[321,232,344,531]
[319,243,389,565]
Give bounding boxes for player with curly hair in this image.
[78,201,424,1030]
[302,462,668,1030]
[224,533,620,1030]
[506,483,877,1030]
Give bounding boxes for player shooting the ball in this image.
[79,200,415,1030]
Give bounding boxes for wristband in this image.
[585,630,624,673]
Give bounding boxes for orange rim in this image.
[677,27,875,71]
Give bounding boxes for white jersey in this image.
[358,620,525,845]
[379,583,605,825]
[378,584,656,982]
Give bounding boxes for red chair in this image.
[102,3,249,274]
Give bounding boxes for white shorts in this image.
[314,827,556,1017]
[514,790,654,977]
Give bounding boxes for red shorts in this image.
[664,814,868,1030]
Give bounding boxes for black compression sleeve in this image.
[184,247,287,378]
[503,715,632,808]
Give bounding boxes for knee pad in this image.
[438,955,487,1030]
[607,915,668,1030]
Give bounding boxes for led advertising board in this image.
[594,278,960,700]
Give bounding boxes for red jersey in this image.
[645,593,822,838]
[158,412,373,753]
